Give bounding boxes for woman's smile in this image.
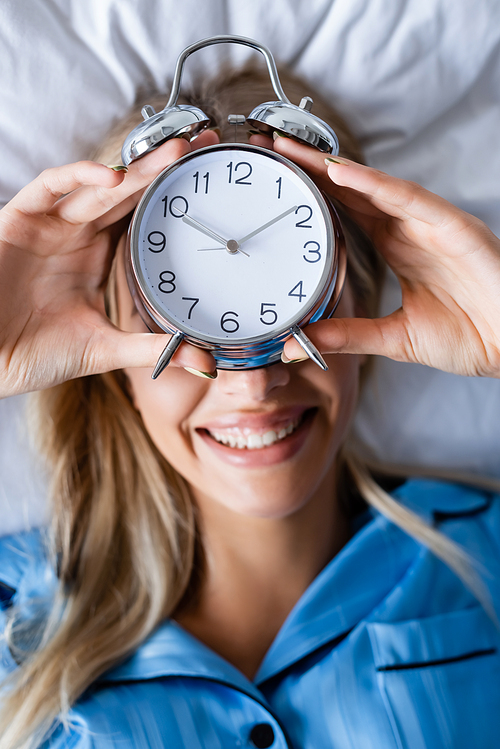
[196,406,317,467]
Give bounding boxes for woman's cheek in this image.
[125,366,207,449]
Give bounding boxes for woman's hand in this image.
[268,137,500,378]
[0,132,218,398]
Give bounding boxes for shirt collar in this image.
[254,513,418,682]
[101,619,267,704]
[391,478,491,523]
[101,510,419,688]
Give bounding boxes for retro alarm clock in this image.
[122,35,346,377]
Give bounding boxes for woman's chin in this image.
[190,408,334,519]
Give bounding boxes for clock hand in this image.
[175,209,250,257]
[236,205,298,246]
[175,208,228,246]
[196,243,250,258]
[195,205,297,255]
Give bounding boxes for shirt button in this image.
[249,723,275,748]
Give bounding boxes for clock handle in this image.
[166,35,290,108]
[290,326,328,371]
[152,331,185,379]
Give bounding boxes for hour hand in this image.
[175,209,250,257]
[174,208,228,246]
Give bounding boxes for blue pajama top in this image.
[1,479,500,748]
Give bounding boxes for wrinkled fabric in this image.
[1,479,500,748]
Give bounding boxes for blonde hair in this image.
[0,65,483,748]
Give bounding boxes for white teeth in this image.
[209,416,302,450]
[247,434,263,449]
[262,430,277,446]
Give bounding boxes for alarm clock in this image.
[122,35,346,377]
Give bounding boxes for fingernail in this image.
[248,129,263,136]
[109,164,128,172]
[325,156,350,165]
[184,367,217,380]
[281,351,309,364]
[273,131,290,141]
[176,131,192,141]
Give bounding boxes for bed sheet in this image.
[1,0,499,533]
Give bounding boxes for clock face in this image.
[129,144,334,345]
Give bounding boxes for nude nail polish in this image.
[184,367,218,379]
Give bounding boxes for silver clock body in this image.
[126,143,346,369]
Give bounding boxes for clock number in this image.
[235,162,252,185]
[259,303,278,326]
[303,241,321,263]
[227,161,252,185]
[182,297,199,319]
[193,171,209,194]
[220,310,240,333]
[162,195,189,218]
[288,281,306,303]
[276,176,282,199]
[147,231,166,253]
[295,205,313,228]
[158,270,176,294]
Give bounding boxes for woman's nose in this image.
[215,363,291,401]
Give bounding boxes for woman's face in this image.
[117,242,361,521]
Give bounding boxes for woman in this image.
[0,67,499,748]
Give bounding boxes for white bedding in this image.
[1,0,499,533]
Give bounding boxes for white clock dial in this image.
[130,144,334,344]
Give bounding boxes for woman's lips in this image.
[199,405,308,433]
[196,408,317,468]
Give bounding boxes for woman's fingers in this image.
[54,129,221,228]
[7,162,126,217]
[282,316,408,362]
[92,328,217,377]
[191,128,221,150]
[283,304,500,378]
[282,313,472,375]
[324,159,462,228]
[51,138,192,225]
[0,328,217,398]
[272,136,466,228]
[248,133,274,150]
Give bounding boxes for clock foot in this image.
[290,326,328,371]
[152,331,185,379]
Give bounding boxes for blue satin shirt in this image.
[1,479,500,748]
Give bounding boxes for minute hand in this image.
[236,205,298,246]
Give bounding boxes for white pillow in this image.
[1,0,499,533]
